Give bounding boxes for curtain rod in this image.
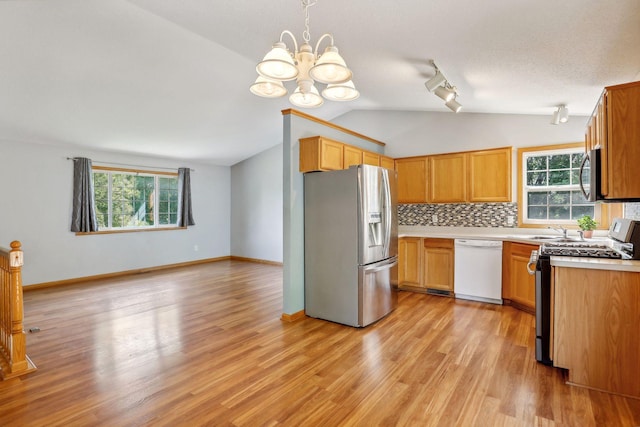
[66,158,194,172]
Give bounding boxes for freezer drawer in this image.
[358,257,398,327]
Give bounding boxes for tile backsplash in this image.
[624,203,640,220]
[399,202,518,228]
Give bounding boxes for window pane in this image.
[528,206,547,219]
[571,190,588,204]
[528,192,548,205]
[571,153,584,168]
[549,191,570,205]
[527,156,547,171]
[549,154,570,170]
[549,170,570,185]
[549,206,570,219]
[572,206,594,219]
[527,171,547,186]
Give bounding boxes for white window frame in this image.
[521,147,595,226]
[93,167,179,231]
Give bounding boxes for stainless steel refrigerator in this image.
[304,164,398,327]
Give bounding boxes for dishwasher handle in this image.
[526,250,538,275]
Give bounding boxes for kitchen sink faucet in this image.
[548,225,568,239]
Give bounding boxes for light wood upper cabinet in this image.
[299,135,394,173]
[422,238,454,293]
[468,147,512,202]
[362,151,380,166]
[396,157,428,203]
[343,145,363,169]
[299,136,344,172]
[594,81,640,199]
[429,153,467,203]
[380,156,395,170]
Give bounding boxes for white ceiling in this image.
[1,0,639,165]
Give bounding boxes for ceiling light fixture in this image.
[250,0,359,108]
[550,105,569,125]
[425,61,461,113]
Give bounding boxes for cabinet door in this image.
[398,237,421,287]
[422,239,454,292]
[468,147,512,202]
[299,136,344,172]
[503,242,537,312]
[605,83,640,199]
[429,153,467,203]
[396,157,428,203]
[380,156,395,170]
[363,151,380,166]
[344,145,363,169]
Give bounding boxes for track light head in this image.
[445,98,462,113]
[434,85,455,102]
[425,71,446,92]
[551,105,569,125]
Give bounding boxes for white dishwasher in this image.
[454,239,503,304]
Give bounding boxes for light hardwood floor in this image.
[1,260,639,426]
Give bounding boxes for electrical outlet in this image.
[432,214,438,224]
[194,245,199,252]
[507,216,515,226]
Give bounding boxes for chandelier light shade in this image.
[250,76,288,98]
[322,80,360,101]
[290,84,324,108]
[425,61,462,112]
[251,0,359,108]
[256,42,299,81]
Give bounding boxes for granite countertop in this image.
[398,226,640,272]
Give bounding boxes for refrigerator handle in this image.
[382,169,392,256]
[362,256,398,272]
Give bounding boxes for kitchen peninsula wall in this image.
[399,202,518,227]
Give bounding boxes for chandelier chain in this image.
[302,0,317,43]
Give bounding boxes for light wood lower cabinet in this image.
[422,238,454,293]
[501,242,537,313]
[398,237,421,287]
[553,266,640,399]
[398,237,453,295]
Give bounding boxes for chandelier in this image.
[250,0,359,108]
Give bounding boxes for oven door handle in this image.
[527,250,539,275]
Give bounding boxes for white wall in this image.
[332,110,588,157]
[0,139,230,285]
[230,144,283,263]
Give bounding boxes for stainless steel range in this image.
[528,218,640,366]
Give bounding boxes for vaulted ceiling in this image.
[1,0,639,165]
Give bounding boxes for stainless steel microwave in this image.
[579,148,603,202]
[580,148,640,202]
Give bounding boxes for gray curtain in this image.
[177,167,195,227]
[70,157,98,232]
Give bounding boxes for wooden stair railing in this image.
[0,241,36,380]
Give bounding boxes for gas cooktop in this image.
[540,243,622,259]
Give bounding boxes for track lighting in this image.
[551,105,569,125]
[425,61,462,113]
